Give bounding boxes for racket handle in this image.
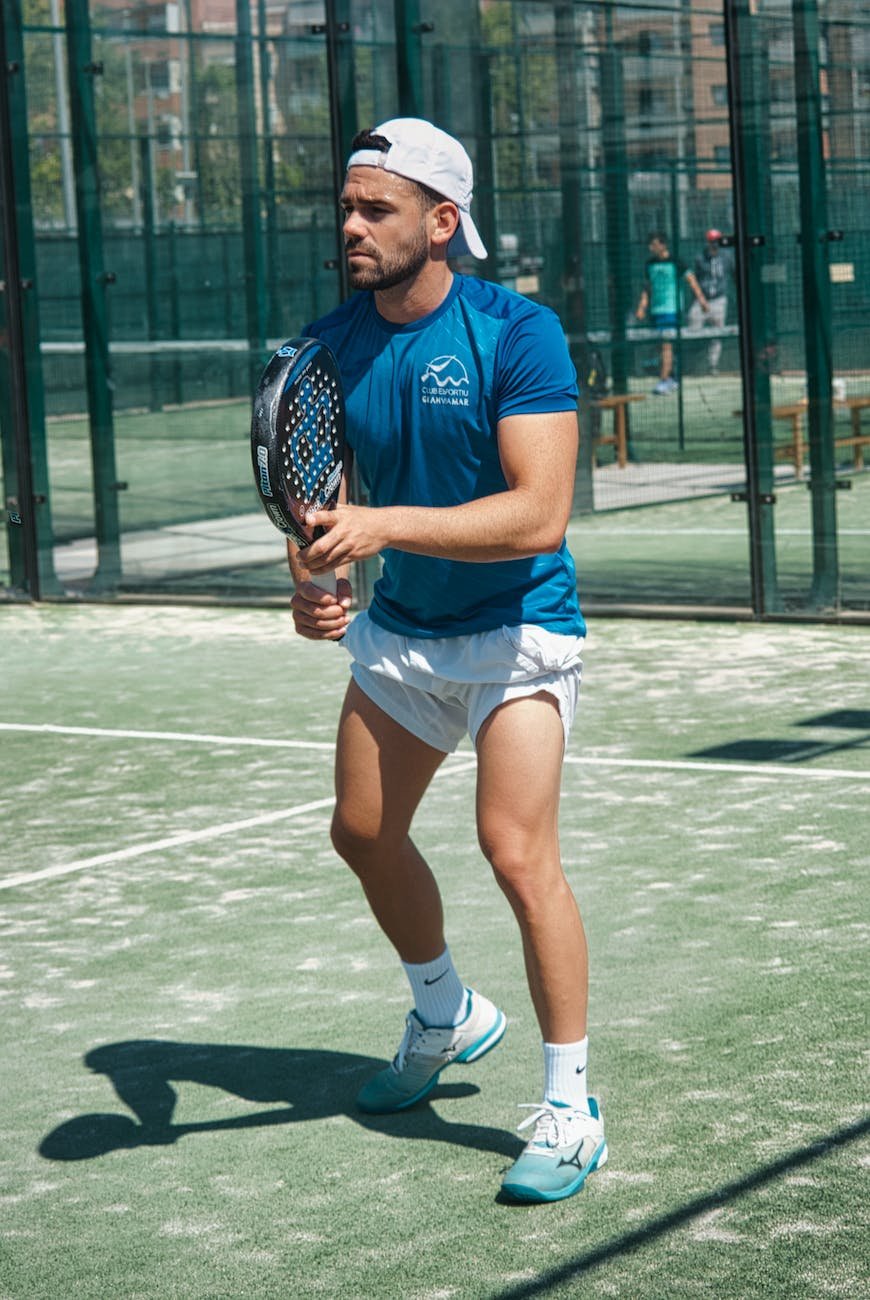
[312,571,338,596]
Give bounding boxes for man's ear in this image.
[430,201,460,250]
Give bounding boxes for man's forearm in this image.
[287,540,349,587]
[303,412,577,572]
[287,540,310,587]
[364,488,568,563]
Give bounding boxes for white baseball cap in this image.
[346,118,488,260]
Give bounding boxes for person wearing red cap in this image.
[288,118,607,1204]
[687,230,735,376]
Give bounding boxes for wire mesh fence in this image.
[1,0,869,615]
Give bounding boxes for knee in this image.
[330,805,396,877]
[331,810,370,869]
[479,833,541,913]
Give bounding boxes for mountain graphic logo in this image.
[420,355,470,389]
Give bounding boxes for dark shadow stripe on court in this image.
[491,1114,870,1298]
[689,735,869,764]
[797,709,870,730]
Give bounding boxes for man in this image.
[687,229,735,376]
[288,118,606,1204]
[635,231,707,394]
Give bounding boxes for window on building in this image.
[149,61,171,95]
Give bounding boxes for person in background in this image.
[635,231,707,395]
[687,229,735,376]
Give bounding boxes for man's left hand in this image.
[303,504,387,573]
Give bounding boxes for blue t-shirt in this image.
[306,274,583,638]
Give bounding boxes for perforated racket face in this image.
[251,337,345,548]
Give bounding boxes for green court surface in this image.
[0,606,867,1299]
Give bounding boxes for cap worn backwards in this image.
[706,228,723,242]
[346,117,488,260]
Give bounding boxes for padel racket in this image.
[251,336,346,594]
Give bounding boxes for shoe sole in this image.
[356,1009,508,1115]
[501,1138,608,1204]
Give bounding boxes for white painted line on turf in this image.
[0,796,336,892]
[0,721,336,751]
[0,751,477,892]
[2,722,866,783]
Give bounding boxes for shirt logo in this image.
[420,354,470,407]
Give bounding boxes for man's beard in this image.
[346,224,430,291]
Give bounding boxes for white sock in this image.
[402,948,467,1027]
[543,1037,590,1112]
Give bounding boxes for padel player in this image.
[287,118,606,1203]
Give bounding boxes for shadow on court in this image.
[689,707,870,765]
[490,1114,870,1296]
[38,1039,522,1163]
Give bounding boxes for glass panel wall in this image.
[1,0,868,617]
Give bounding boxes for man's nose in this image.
[343,209,365,241]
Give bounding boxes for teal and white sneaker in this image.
[356,989,507,1115]
[501,1097,607,1203]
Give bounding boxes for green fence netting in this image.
[1,0,868,615]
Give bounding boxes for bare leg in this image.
[660,339,674,380]
[708,296,726,371]
[475,694,587,1043]
[330,679,447,963]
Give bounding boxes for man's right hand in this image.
[290,578,353,641]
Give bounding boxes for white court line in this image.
[0,797,336,891]
[1,721,867,783]
[0,755,479,892]
[0,724,866,892]
[0,722,336,751]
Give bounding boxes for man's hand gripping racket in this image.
[251,336,350,638]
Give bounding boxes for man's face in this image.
[649,237,668,260]
[340,167,432,291]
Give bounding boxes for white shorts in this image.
[342,610,584,753]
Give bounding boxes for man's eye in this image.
[341,203,389,219]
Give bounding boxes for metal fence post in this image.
[792,0,839,609]
[600,19,632,401]
[0,0,61,598]
[65,0,122,590]
[235,0,266,384]
[139,132,161,412]
[395,0,425,119]
[556,3,594,515]
[725,0,782,615]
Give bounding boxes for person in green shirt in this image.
[635,231,707,394]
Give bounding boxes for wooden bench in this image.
[834,395,870,469]
[733,396,870,474]
[592,393,646,468]
[771,403,807,473]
